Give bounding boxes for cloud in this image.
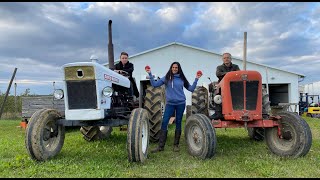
[0,2,320,95]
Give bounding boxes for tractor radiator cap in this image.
[90,54,99,63]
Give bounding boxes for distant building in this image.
[301,81,320,104]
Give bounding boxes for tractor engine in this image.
[111,83,136,112]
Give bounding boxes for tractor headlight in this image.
[53,89,64,99]
[102,86,113,97]
[214,95,222,104]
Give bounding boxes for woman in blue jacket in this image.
[145,62,202,153]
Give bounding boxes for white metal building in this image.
[104,42,305,111]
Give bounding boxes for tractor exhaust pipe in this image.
[243,32,247,71]
[108,20,115,70]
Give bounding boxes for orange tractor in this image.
[185,69,312,159]
[185,32,312,159]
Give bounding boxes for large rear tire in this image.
[144,85,165,142]
[265,111,312,157]
[185,114,216,159]
[186,105,191,120]
[25,109,65,161]
[247,86,270,141]
[191,86,209,118]
[127,108,150,163]
[262,86,271,118]
[80,126,113,141]
[247,127,265,141]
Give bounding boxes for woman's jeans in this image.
[161,103,186,131]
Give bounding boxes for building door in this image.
[264,84,289,106]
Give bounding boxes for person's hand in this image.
[114,70,122,74]
[121,70,129,76]
[196,70,203,79]
[145,65,151,73]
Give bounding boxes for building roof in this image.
[103,42,305,78]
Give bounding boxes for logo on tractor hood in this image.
[104,74,119,83]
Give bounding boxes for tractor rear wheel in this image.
[191,86,209,118]
[80,126,113,141]
[265,111,312,157]
[262,86,271,118]
[185,113,216,159]
[247,86,270,141]
[186,105,192,119]
[127,108,150,163]
[306,113,313,118]
[144,85,165,143]
[247,127,265,141]
[25,109,65,161]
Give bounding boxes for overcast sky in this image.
[1,2,320,95]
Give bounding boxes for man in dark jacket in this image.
[115,52,139,97]
[216,52,240,83]
[210,52,240,120]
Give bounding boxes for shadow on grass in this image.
[214,134,266,156]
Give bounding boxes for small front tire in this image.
[185,114,216,159]
[25,109,65,161]
[127,108,150,163]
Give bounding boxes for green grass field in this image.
[0,117,319,178]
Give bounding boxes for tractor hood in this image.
[62,61,130,88]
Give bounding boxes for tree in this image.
[22,88,31,96]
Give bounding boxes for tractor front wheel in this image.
[25,109,65,161]
[185,114,216,159]
[265,111,312,157]
[127,108,150,163]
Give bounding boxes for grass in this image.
[0,116,319,178]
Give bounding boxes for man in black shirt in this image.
[210,52,240,120]
[115,52,139,97]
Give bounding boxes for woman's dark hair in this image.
[165,62,190,88]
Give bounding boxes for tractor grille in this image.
[230,82,244,110]
[230,81,259,110]
[246,81,259,110]
[66,80,97,109]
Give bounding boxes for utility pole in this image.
[0,68,18,119]
[14,82,17,114]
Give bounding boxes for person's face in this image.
[120,55,128,64]
[171,64,179,74]
[222,53,232,65]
